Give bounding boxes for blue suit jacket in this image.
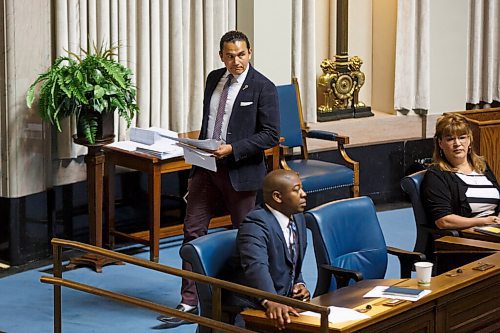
[195,65,280,191]
[225,205,308,309]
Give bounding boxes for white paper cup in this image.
[415,261,433,285]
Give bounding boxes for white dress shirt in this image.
[206,65,249,141]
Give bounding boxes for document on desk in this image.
[181,144,217,172]
[302,306,370,324]
[363,286,431,301]
[106,127,184,159]
[107,139,184,159]
[474,224,500,237]
[129,126,179,145]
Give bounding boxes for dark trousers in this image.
[181,164,256,306]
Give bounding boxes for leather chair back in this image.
[179,229,237,328]
[400,170,430,254]
[275,79,359,206]
[305,196,388,295]
[276,83,303,149]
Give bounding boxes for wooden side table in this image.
[103,146,200,262]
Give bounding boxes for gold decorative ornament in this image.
[318,55,367,112]
[317,0,372,121]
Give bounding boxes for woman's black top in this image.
[421,165,500,225]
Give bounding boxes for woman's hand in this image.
[483,215,500,225]
[436,214,500,229]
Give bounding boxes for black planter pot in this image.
[76,110,115,145]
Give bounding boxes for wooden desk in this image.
[461,227,499,243]
[435,236,500,252]
[103,135,279,262]
[242,252,500,332]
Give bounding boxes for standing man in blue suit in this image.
[226,169,310,330]
[155,30,280,329]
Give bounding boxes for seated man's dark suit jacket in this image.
[193,65,280,192]
[225,204,308,309]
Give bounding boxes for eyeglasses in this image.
[442,135,469,144]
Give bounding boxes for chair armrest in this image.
[278,145,293,171]
[421,225,460,239]
[307,130,350,145]
[319,263,364,289]
[264,144,281,171]
[307,130,357,168]
[305,129,359,197]
[433,227,460,238]
[386,246,426,278]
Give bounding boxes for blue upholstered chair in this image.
[305,196,425,297]
[179,230,238,333]
[400,170,460,269]
[277,78,359,207]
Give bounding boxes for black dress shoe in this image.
[152,304,198,329]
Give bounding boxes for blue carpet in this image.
[0,208,415,333]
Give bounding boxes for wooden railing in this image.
[41,238,330,333]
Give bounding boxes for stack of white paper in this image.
[302,306,370,324]
[106,127,183,160]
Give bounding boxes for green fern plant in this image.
[26,43,138,144]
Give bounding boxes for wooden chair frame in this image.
[279,78,359,197]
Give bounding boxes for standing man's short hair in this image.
[219,30,251,51]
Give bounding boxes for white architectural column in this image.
[429,0,468,114]
[0,0,52,197]
[236,0,292,85]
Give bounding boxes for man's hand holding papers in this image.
[156,134,222,152]
[157,134,226,172]
[173,141,217,172]
[212,144,233,159]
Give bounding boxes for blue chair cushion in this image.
[287,159,354,193]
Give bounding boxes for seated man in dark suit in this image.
[225,169,310,330]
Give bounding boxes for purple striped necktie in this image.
[288,218,298,295]
[288,219,298,264]
[212,74,234,140]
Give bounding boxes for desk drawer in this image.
[436,277,499,332]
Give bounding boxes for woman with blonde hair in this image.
[421,113,500,229]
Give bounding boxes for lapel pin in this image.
[242,84,248,91]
